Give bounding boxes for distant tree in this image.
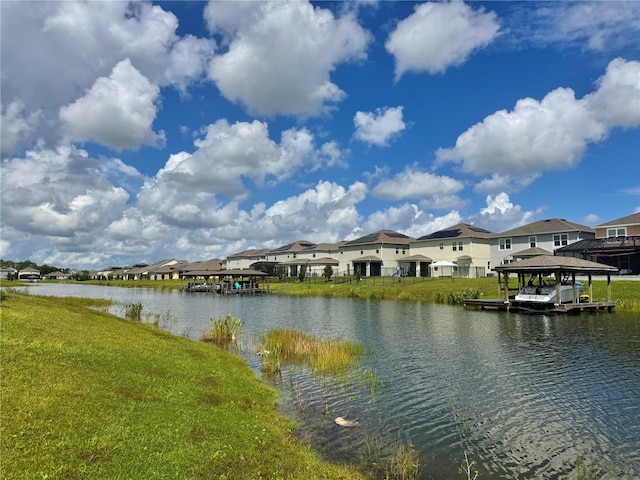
[323,265,333,282]
[298,265,307,282]
[355,266,361,282]
[276,265,285,282]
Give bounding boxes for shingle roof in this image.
[596,212,640,228]
[416,223,494,241]
[496,218,593,237]
[513,247,553,257]
[494,255,618,273]
[227,248,271,258]
[270,240,316,253]
[182,258,224,272]
[345,230,413,246]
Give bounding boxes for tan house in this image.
[124,259,184,280]
[338,230,414,277]
[595,212,640,238]
[410,223,494,278]
[265,240,317,277]
[225,248,271,271]
[556,212,640,274]
[278,242,343,278]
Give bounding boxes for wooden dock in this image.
[463,298,616,313]
[183,282,268,295]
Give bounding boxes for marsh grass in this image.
[260,329,363,376]
[124,301,143,321]
[387,442,420,480]
[434,289,482,305]
[1,291,366,480]
[200,314,244,347]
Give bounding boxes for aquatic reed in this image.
[260,329,363,376]
[124,301,143,321]
[200,314,243,346]
[387,442,420,480]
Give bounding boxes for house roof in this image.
[126,259,176,275]
[401,254,433,262]
[19,267,40,273]
[152,260,190,274]
[555,237,640,253]
[416,223,494,241]
[181,258,224,272]
[513,247,553,258]
[227,248,271,259]
[270,240,316,254]
[302,241,345,252]
[596,212,640,228]
[280,256,340,265]
[496,218,594,237]
[351,255,382,262]
[345,229,413,246]
[493,255,618,274]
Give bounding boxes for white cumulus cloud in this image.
[436,58,639,177]
[372,166,465,209]
[353,106,406,147]
[1,1,214,156]
[386,1,500,80]
[206,0,370,116]
[59,59,164,151]
[0,144,131,238]
[155,119,342,202]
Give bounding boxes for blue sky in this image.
[1,1,639,269]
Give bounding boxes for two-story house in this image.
[490,218,595,268]
[555,212,640,274]
[410,223,494,277]
[338,230,413,277]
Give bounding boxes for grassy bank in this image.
[0,292,366,480]
[267,277,640,313]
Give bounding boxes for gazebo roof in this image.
[494,255,618,274]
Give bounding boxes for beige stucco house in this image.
[410,223,494,278]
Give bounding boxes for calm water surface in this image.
[28,283,640,479]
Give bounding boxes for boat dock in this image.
[183,282,269,295]
[181,268,270,295]
[466,255,619,314]
[463,298,616,313]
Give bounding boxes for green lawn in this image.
[267,276,640,312]
[0,292,367,480]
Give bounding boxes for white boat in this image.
[515,282,585,306]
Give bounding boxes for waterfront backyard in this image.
[3,281,639,479]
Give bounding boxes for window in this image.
[452,242,457,251]
[553,234,568,247]
[458,241,463,251]
[396,248,399,254]
[402,248,406,254]
[376,248,379,254]
[360,249,364,255]
[529,236,537,248]
[608,228,626,237]
[439,242,444,250]
[499,238,511,250]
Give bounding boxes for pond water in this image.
[25,283,640,479]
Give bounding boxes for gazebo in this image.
[493,255,618,311]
